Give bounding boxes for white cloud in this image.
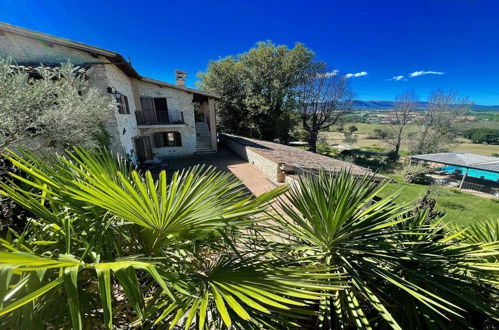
[409,70,444,77]
[391,75,405,81]
[317,70,339,78]
[345,71,368,78]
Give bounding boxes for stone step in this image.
[196,150,216,154]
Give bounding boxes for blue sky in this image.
[1,0,499,105]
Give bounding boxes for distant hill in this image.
[352,100,499,111]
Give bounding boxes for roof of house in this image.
[410,152,499,173]
[0,22,219,99]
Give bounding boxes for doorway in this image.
[133,136,153,163]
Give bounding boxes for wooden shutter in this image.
[153,133,162,148]
[174,132,182,147]
[123,95,130,114]
[116,95,124,114]
[141,97,156,123]
[143,136,153,159]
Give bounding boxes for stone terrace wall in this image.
[221,133,382,183]
[221,134,282,182]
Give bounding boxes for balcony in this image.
[135,110,184,126]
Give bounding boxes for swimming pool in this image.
[441,165,499,182]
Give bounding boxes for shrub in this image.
[0,59,114,151]
[0,149,498,329]
[347,125,358,133]
[462,128,499,145]
[370,127,391,139]
[271,170,499,328]
[403,164,432,184]
[0,148,332,329]
[0,154,30,233]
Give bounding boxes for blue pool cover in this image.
[441,165,499,182]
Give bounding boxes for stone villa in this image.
[0,22,218,162]
[0,22,379,188]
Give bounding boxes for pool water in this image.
[441,165,499,182]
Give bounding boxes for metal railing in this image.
[135,110,184,125]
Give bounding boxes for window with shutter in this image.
[174,132,182,146]
[140,97,156,123]
[152,132,182,148]
[123,95,130,114]
[116,94,130,114]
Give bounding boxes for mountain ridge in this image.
[352,100,499,111]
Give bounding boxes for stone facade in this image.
[136,81,197,158]
[0,23,218,162]
[0,30,99,65]
[102,63,139,155]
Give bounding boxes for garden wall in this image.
[221,134,283,182]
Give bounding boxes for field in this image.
[320,122,499,156]
[379,175,499,226]
[312,116,499,226]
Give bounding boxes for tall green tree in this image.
[198,41,315,142]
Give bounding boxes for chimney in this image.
[175,70,187,86]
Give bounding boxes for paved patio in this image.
[160,146,281,196]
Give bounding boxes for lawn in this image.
[379,174,499,226]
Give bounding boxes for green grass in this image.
[379,174,499,226]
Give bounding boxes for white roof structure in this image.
[410,153,499,173]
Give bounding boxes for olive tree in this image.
[0,59,114,151]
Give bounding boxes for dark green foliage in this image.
[198,41,315,143]
[372,127,391,139]
[0,155,29,233]
[462,128,499,145]
[270,171,499,329]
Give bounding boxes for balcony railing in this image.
[135,110,184,125]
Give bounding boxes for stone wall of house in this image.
[0,29,201,160]
[0,31,99,65]
[103,64,139,156]
[221,135,281,182]
[137,81,197,158]
[0,31,128,155]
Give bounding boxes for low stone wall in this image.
[221,133,382,184]
[221,134,282,182]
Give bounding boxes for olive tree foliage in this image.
[296,64,353,153]
[198,41,315,142]
[0,59,114,151]
[410,91,472,154]
[387,91,417,158]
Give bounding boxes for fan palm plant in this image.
[266,170,499,329]
[0,148,341,329]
